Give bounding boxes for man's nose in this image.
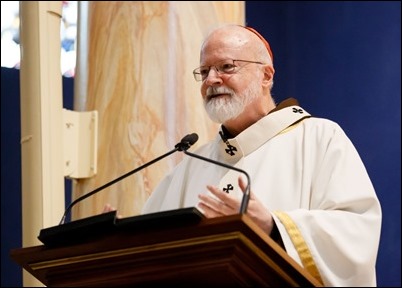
[204,67,223,85]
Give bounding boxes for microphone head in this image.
[183,133,199,145]
[176,133,199,151]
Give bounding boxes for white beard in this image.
[204,81,260,123]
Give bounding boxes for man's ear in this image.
[262,65,275,87]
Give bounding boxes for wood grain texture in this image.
[10,214,321,287]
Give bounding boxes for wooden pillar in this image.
[19,1,65,286]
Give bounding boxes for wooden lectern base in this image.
[10,209,322,287]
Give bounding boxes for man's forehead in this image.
[204,27,251,47]
[200,45,244,65]
[201,34,251,61]
[201,25,274,65]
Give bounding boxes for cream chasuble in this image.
[141,98,381,287]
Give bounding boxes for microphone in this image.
[59,133,199,225]
[182,133,251,214]
[175,133,199,151]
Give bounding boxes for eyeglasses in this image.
[192,59,265,82]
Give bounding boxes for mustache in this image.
[206,86,235,99]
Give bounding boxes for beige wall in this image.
[72,1,245,219]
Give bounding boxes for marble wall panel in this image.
[73,1,244,219]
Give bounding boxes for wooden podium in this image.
[10,208,322,287]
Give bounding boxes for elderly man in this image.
[111,24,381,286]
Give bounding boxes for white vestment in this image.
[142,99,382,287]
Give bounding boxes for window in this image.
[1,1,77,77]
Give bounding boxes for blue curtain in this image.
[246,2,401,286]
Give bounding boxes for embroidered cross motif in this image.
[219,131,237,156]
[292,107,303,114]
[223,184,234,193]
[225,144,237,156]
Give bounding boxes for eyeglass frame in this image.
[192,59,265,82]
